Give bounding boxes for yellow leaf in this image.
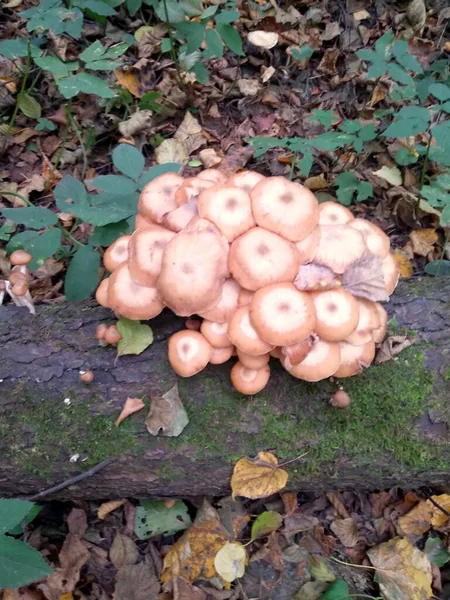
[115,397,145,427]
[214,542,247,583]
[409,229,438,257]
[155,139,187,164]
[174,111,202,140]
[392,250,413,278]
[161,500,229,585]
[373,166,402,186]
[60,594,73,600]
[367,537,432,600]
[134,25,153,42]
[304,173,328,191]
[399,493,450,535]
[231,452,288,500]
[114,68,141,98]
[430,494,450,528]
[97,499,127,520]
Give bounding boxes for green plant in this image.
[0,499,52,589]
[134,499,191,539]
[1,144,182,301]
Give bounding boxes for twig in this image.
[21,458,111,502]
[428,493,450,518]
[66,102,88,180]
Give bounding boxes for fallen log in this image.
[0,276,449,500]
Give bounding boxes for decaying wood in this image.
[0,277,449,499]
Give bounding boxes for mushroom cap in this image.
[345,299,380,346]
[237,288,254,306]
[296,226,321,265]
[128,225,175,287]
[197,184,255,242]
[103,235,131,273]
[311,288,360,342]
[236,350,270,369]
[108,264,164,320]
[334,340,375,378]
[382,253,400,296]
[95,323,108,340]
[210,345,235,365]
[230,362,270,395]
[174,177,215,206]
[95,277,111,308]
[199,277,240,323]
[372,302,388,344]
[249,283,316,346]
[318,201,354,225]
[314,225,366,274]
[162,199,198,232]
[250,177,319,242]
[11,279,28,296]
[229,227,299,291]
[270,347,283,359]
[248,30,279,49]
[280,338,312,369]
[228,305,274,355]
[138,172,184,224]
[285,339,341,382]
[135,213,154,229]
[349,218,390,258]
[168,330,213,377]
[104,325,122,345]
[200,320,230,348]
[157,218,229,316]
[10,249,32,266]
[197,169,227,185]
[226,170,265,192]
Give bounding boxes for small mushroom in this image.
[199,278,240,323]
[8,270,27,286]
[345,299,380,346]
[10,250,32,266]
[138,172,184,224]
[248,31,279,49]
[162,200,198,233]
[314,225,366,274]
[382,253,400,296]
[95,324,108,340]
[197,185,255,242]
[95,278,111,309]
[103,235,131,273]
[331,390,350,408]
[334,340,375,378]
[228,305,274,355]
[210,345,234,365]
[230,362,270,394]
[318,201,354,225]
[11,279,29,296]
[200,320,230,348]
[174,177,215,206]
[168,330,213,376]
[349,219,390,258]
[296,226,321,265]
[128,225,175,287]
[80,370,94,384]
[104,325,122,345]
[108,264,164,320]
[196,169,227,185]
[310,288,360,342]
[236,349,270,369]
[280,339,312,369]
[226,170,265,192]
[285,339,341,382]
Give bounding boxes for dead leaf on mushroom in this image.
[115,397,145,427]
[375,335,416,364]
[145,384,189,437]
[342,253,389,302]
[231,452,288,500]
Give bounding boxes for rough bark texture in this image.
[0,277,449,500]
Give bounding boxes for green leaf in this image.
[395,51,423,74]
[134,500,191,539]
[58,73,116,99]
[310,109,335,129]
[112,144,145,180]
[161,37,173,52]
[424,536,450,567]
[297,150,313,177]
[291,45,314,60]
[0,500,36,535]
[395,148,418,166]
[356,50,387,78]
[54,175,87,213]
[179,0,203,17]
[1,207,57,229]
[339,120,362,134]
[65,245,100,301]
[73,0,116,15]
[387,62,414,86]
[320,579,350,599]
[138,163,182,189]
[353,138,363,153]
[216,23,244,56]
[375,29,394,59]
[204,28,223,58]
[126,0,141,15]
[425,260,450,277]
[88,175,137,194]
[358,123,377,141]
[309,132,354,151]
[0,535,53,589]
[36,118,55,132]
[429,83,450,102]
[117,317,154,356]
[82,193,139,226]
[334,172,358,206]
[382,117,428,138]
[176,21,206,54]
[215,9,240,23]
[420,185,450,207]
[201,4,218,19]
[34,55,79,76]
[155,0,185,22]
[193,61,209,84]
[356,181,372,202]
[441,100,450,114]
[90,221,131,246]
[6,229,62,271]
[397,106,430,121]
[18,94,41,119]
[85,59,124,71]
[441,204,450,227]
[432,122,450,153]
[416,75,436,102]
[250,511,283,542]
[0,39,29,59]
[79,41,106,63]
[7,505,43,536]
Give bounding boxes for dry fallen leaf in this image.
[373,166,402,186]
[174,111,206,155]
[155,139,187,164]
[330,518,359,547]
[237,79,261,97]
[145,384,189,437]
[248,31,279,49]
[110,532,138,569]
[199,148,221,168]
[173,577,206,600]
[113,564,160,600]
[370,84,388,106]
[304,174,328,190]
[398,494,450,536]
[342,253,389,302]
[98,499,127,520]
[115,397,145,427]
[214,542,247,583]
[392,250,414,278]
[295,264,339,292]
[409,229,438,257]
[367,537,432,600]
[231,452,288,500]
[115,68,141,97]
[118,110,154,138]
[320,22,342,40]
[375,335,416,364]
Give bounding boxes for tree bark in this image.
[0,277,449,500]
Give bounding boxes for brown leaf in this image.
[304,174,328,191]
[113,564,160,600]
[326,491,350,519]
[370,84,388,106]
[115,397,145,427]
[397,494,450,536]
[66,508,87,537]
[110,532,139,569]
[341,253,389,302]
[199,148,222,168]
[118,111,154,138]
[98,499,127,520]
[173,577,207,600]
[320,22,342,40]
[392,250,413,278]
[375,335,415,365]
[330,518,359,547]
[409,229,438,257]
[237,79,261,97]
[217,496,250,538]
[146,384,189,437]
[281,492,298,516]
[318,48,340,75]
[39,534,89,600]
[231,452,288,500]
[283,512,319,537]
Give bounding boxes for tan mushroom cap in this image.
[382,253,400,296]
[349,218,390,258]
[210,345,235,365]
[226,170,265,192]
[296,226,321,265]
[108,264,164,320]
[345,299,380,346]
[230,362,270,395]
[286,339,341,382]
[280,338,312,369]
[251,177,319,242]
[103,235,131,273]
[135,213,153,229]
[199,278,240,323]
[229,227,299,291]
[10,249,32,266]
[197,169,227,185]
[318,201,354,225]
[314,225,366,274]
[128,225,175,287]
[372,302,388,344]
[334,340,375,378]
[95,277,110,308]
[236,349,270,369]
[311,288,360,342]
[197,185,255,242]
[157,219,229,316]
[249,283,316,346]
[162,200,198,232]
[174,177,215,206]
[11,279,28,296]
[237,288,254,306]
[200,320,230,348]
[228,305,274,355]
[168,330,213,377]
[138,172,184,224]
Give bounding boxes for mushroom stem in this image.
[4,280,35,314]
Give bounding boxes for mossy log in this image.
[0,277,449,500]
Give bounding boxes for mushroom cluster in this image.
[95,169,399,395]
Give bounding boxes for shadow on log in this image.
[0,277,449,499]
